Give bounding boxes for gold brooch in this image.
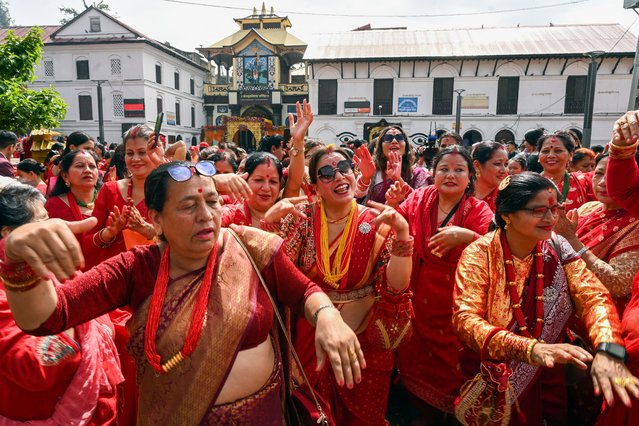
[498,175,512,191]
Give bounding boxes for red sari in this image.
[82,180,150,269]
[396,186,493,414]
[220,201,252,227]
[552,172,595,211]
[597,150,639,425]
[577,202,639,315]
[281,202,403,425]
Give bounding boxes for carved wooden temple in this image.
[198,3,308,150]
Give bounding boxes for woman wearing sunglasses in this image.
[355,126,429,204]
[1,160,361,425]
[385,146,493,423]
[264,146,413,425]
[538,131,595,212]
[453,172,636,425]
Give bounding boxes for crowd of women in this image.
[1,101,639,425]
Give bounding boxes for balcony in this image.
[279,83,308,95]
[204,84,231,96]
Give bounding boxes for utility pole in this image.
[96,80,106,145]
[625,2,639,109]
[582,51,604,148]
[454,89,465,134]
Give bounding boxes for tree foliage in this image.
[0,28,67,134]
[0,0,13,27]
[60,0,110,24]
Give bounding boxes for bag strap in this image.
[440,198,462,228]
[227,229,328,425]
[481,327,507,363]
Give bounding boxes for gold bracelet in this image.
[610,141,639,160]
[526,339,538,365]
[1,275,41,292]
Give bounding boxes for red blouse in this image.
[33,237,321,351]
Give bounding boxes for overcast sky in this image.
[5,0,639,52]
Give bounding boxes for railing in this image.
[279,83,309,95]
[203,84,231,96]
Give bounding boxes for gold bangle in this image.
[526,340,538,365]
[610,141,639,160]
[1,275,41,292]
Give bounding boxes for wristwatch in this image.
[596,342,628,362]
[289,146,303,157]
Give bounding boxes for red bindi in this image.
[197,187,203,193]
[549,196,556,205]
[331,160,338,167]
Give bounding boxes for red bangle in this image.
[391,236,414,257]
[0,259,41,292]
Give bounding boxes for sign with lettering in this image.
[398,97,418,113]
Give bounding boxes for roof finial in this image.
[261,2,266,15]
[252,6,257,15]
[270,6,274,15]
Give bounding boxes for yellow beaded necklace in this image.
[317,199,358,288]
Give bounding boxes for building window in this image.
[44,60,54,77]
[496,77,520,115]
[373,79,393,116]
[110,58,122,76]
[565,76,587,114]
[76,59,90,80]
[174,71,180,90]
[79,95,93,120]
[157,97,163,114]
[175,101,181,125]
[155,63,162,84]
[89,17,101,32]
[242,23,260,30]
[190,78,195,95]
[318,79,337,115]
[191,105,196,127]
[113,93,124,118]
[432,78,454,115]
[263,22,281,29]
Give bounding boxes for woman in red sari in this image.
[391,146,493,423]
[221,152,284,228]
[0,183,122,425]
[82,125,164,269]
[265,146,413,425]
[594,110,639,425]
[555,153,639,317]
[46,150,101,228]
[1,161,362,425]
[471,140,509,211]
[538,131,594,211]
[454,172,637,426]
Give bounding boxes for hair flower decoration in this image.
[498,175,512,191]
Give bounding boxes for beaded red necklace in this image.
[144,244,219,374]
[500,231,544,339]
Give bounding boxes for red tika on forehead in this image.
[198,187,203,193]
[549,196,556,205]
[266,157,272,168]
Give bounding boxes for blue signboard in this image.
[398,97,418,113]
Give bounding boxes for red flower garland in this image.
[144,244,219,374]
[500,231,544,339]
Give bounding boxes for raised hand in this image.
[367,200,409,239]
[386,150,402,182]
[146,134,167,166]
[385,178,410,208]
[289,99,314,144]
[213,172,252,202]
[613,111,639,147]
[353,145,376,182]
[263,196,308,224]
[103,205,129,242]
[554,209,579,242]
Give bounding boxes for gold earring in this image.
[476,170,481,178]
[64,180,70,187]
[504,219,511,230]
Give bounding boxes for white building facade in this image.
[304,24,636,147]
[25,7,208,145]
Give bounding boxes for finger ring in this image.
[349,349,357,360]
[614,377,635,387]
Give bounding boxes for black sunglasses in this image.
[317,160,354,182]
[382,133,406,143]
[168,161,217,182]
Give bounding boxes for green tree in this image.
[0,0,13,27]
[0,28,67,134]
[60,0,110,24]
